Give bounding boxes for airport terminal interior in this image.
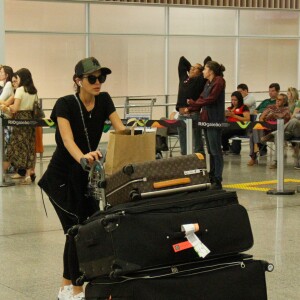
[1,145,300,299]
[1,0,300,299]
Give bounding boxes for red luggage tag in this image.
[172,223,199,252]
[172,223,211,258]
[173,241,193,252]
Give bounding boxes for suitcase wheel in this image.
[109,269,123,279]
[101,214,121,232]
[123,165,134,175]
[97,180,106,189]
[76,274,86,285]
[261,261,274,272]
[129,189,141,201]
[67,225,79,237]
[266,263,274,272]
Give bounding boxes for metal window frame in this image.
[2,1,300,94]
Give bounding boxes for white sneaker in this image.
[72,292,85,300]
[58,285,73,300]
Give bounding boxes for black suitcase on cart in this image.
[85,254,274,300]
[104,153,210,207]
[72,190,254,282]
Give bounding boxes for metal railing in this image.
[39,90,272,119]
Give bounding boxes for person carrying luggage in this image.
[38,57,125,300]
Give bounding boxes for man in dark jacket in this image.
[176,56,211,155]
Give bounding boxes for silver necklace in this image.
[74,94,92,152]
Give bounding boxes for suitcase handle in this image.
[153,178,191,189]
[195,153,205,160]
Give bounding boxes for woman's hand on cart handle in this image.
[83,150,102,165]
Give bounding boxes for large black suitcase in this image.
[72,190,254,281]
[85,255,273,300]
[104,153,210,207]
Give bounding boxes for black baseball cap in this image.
[75,57,111,77]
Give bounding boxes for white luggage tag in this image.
[179,224,210,258]
[184,169,207,176]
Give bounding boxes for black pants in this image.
[222,128,246,153]
[63,234,82,286]
[51,197,98,286]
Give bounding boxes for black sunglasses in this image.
[83,74,106,84]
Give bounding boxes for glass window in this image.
[5,0,85,32]
[239,10,299,36]
[168,37,236,96]
[5,34,86,98]
[90,4,165,34]
[239,38,298,94]
[169,8,236,36]
[90,35,165,97]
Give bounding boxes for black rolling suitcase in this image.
[72,190,253,282]
[85,254,274,300]
[104,153,210,207]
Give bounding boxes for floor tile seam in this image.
[246,203,300,212]
[0,228,63,238]
[0,282,28,297]
[224,187,270,192]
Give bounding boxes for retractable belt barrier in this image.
[1,116,292,195]
[0,117,56,187]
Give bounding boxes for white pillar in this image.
[85,3,90,57]
[0,1,15,187]
[298,12,300,89]
[164,6,170,117]
[0,0,5,63]
[267,119,295,195]
[186,118,193,155]
[276,118,285,192]
[234,9,240,88]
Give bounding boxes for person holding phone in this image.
[222,91,250,155]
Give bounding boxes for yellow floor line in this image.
[223,178,300,192]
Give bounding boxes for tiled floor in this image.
[0,144,299,299]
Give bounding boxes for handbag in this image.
[33,96,45,119]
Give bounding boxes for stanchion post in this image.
[267,118,294,195]
[186,118,193,155]
[0,116,15,187]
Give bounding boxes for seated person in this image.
[262,99,300,169]
[251,82,280,155]
[254,83,280,117]
[248,93,291,166]
[222,91,250,155]
[156,110,179,154]
[287,87,298,114]
[169,110,179,120]
[237,83,256,120]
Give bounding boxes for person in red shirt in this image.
[222,91,250,154]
